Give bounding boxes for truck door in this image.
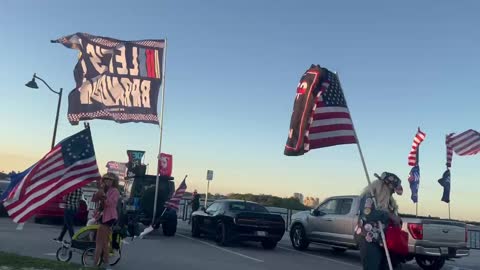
[309,198,340,242]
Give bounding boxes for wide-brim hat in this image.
[374,172,403,195]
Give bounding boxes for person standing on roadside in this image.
[54,188,83,243]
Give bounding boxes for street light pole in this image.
[25,73,63,149]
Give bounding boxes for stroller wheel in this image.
[81,248,97,267]
[56,246,72,262]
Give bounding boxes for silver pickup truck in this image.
[289,195,469,270]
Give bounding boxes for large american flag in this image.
[307,70,357,150]
[164,178,187,211]
[3,128,100,223]
[447,129,480,157]
[408,129,426,166]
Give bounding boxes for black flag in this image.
[437,169,451,203]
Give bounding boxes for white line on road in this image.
[43,253,56,256]
[177,233,264,263]
[278,246,359,269]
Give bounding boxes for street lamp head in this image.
[25,75,39,89]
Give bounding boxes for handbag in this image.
[386,225,409,256]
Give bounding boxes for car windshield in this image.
[228,202,268,213]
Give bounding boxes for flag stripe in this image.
[311,117,353,127]
[309,136,357,149]
[308,130,356,140]
[309,124,354,133]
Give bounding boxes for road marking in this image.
[278,246,359,268]
[43,253,57,256]
[177,233,264,263]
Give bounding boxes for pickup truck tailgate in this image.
[423,220,465,244]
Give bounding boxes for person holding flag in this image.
[355,172,403,270]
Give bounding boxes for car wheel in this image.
[290,224,309,250]
[415,255,446,270]
[332,247,347,254]
[215,223,229,246]
[261,240,278,250]
[162,220,177,237]
[191,218,201,238]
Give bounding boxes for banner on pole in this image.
[127,150,146,177]
[158,153,173,177]
[106,161,127,180]
[284,65,356,156]
[53,33,165,125]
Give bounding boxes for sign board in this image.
[206,170,214,181]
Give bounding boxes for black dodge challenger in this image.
[191,199,285,249]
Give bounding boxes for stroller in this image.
[55,221,129,267]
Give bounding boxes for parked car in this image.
[289,195,469,270]
[191,199,285,249]
[0,180,10,217]
[34,193,88,225]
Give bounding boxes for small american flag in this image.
[446,133,454,168]
[447,129,480,157]
[307,70,357,150]
[408,129,426,166]
[164,177,187,211]
[3,128,100,223]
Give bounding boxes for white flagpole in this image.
[336,72,394,270]
[152,38,168,225]
[416,127,420,217]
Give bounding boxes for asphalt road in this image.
[0,218,477,270]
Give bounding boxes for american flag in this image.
[408,129,426,166]
[2,128,100,223]
[446,133,454,168]
[307,70,357,150]
[164,178,187,211]
[447,129,480,157]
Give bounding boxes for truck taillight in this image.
[408,223,423,240]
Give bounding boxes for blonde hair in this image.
[361,179,398,213]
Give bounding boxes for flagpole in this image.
[152,38,168,225]
[336,72,393,270]
[416,127,420,217]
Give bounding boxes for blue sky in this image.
[0,0,479,221]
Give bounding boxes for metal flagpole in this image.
[152,38,168,225]
[336,72,394,270]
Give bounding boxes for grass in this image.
[0,251,99,270]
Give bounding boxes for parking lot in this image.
[0,218,478,270]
